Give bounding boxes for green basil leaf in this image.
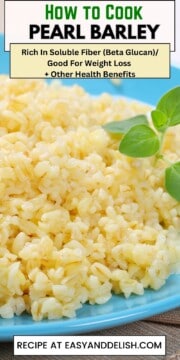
[119,124,160,157]
[151,109,168,133]
[157,86,180,127]
[169,102,180,126]
[103,115,148,134]
[165,162,180,201]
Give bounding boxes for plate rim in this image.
[0,274,180,341]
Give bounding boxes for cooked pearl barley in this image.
[0,77,179,321]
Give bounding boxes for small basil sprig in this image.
[103,87,180,202]
[103,115,148,134]
[165,162,180,202]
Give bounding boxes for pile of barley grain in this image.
[0,77,179,320]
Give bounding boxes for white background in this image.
[14,335,165,356]
[4,1,175,50]
[0,0,179,66]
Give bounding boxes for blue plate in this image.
[0,34,180,341]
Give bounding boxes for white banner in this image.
[14,335,166,356]
[4,0,175,50]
